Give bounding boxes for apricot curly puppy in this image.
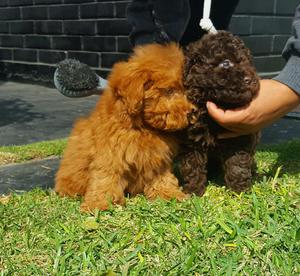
[55,43,195,211]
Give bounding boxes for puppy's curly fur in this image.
[178,31,260,195]
[55,43,195,211]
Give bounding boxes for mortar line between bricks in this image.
[80,35,83,51]
[0,60,56,66]
[0,60,111,71]
[116,36,119,52]
[20,6,23,20]
[0,47,128,55]
[273,0,277,15]
[0,18,127,22]
[270,35,275,52]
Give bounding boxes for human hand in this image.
[206,79,300,138]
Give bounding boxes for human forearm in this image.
[255,79,300,125]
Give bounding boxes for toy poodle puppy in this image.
[55,43,195,211]
[178,31,260,196]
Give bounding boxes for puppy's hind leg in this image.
[55,119,94,197]
[144,170,189,202]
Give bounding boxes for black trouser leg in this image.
[127,0,190,46]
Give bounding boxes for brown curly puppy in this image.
[55,43,195,211]
[178,31,260,196]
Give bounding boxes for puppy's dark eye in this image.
[218,59,234,69]
[144,80,154,90]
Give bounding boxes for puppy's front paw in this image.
[175,191,191,201]
[80,201,110,212]
[163,189,191,201]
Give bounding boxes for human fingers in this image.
[217,131,244,139]
[206,101,226,123]
[206,101,248,125]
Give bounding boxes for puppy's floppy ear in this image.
[108,61,151,116]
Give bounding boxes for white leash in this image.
[199,0,218,34]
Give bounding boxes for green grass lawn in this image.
[0,139,67,165]
[0,140,300,275]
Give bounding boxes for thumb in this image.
[218,131,244,139]
[206,101,226,123]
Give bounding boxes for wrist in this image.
[257,79,300,125]
[267,79,300,112]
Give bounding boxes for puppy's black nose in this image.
[191,107,198,113]
[188,107,200,124]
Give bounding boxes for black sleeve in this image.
[127,0,157,46]
[273,4,300,95]
[127,0,190,46]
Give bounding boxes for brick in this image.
[273,35,290,54]
[0,8,20,20]
[22,6,48,20]
[241,35,272,55]
[117,36,131,52]
[254,55,286,72]
[97,19,131,35]
[68,51,99,67]
[39,50,66,64]
[101,53,129,68]
[34,0,61,4]
[228,16,251,35]
[0,48,12,60]
[275,0,299,15]
[82,36,116,52]
[81,3,114,18]
[9,0,33,6]
[0,35,23,47]
[35,21,62,34]
[10,21,34,34]
[0,21,9,33]
[63,21,95,35]
[49,5,79,19]
[252,17,293,35]
[25,35,51,49]
[235,0,275,15]
[0,1,7,7]
[13,49,37,62]
[52,36,81,50]
[115,2,129,18]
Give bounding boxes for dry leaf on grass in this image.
[0,195,11,205]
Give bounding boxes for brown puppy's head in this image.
[108,43,195,131]
[184,31,260,109]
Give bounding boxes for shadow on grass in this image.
[256,139,300,177]
[0,98,46,127]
